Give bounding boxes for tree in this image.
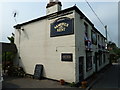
[107,41,120,63]
[2,33,16,72]
[7,33,14,43]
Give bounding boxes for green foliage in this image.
[2,51,16,70]
[69,82,76,87]
[7,33,14,43]
[7,65,26,77]
[2,52,16,62]
[108,41,120,63]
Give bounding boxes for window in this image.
[102,38,103,44]
[98,35,100,41]
[86,51,92,71]
[84,23,88,38]
[98,35,101,49]
[84,23,92,50]
[98,52,102,66]
[103,53,106,63]
[91,31,97,45]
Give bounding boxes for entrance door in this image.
[79,57,84,82]
[95,52,98,72]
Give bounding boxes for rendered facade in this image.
[14,1,109,83]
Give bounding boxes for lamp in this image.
[21,27,24,31]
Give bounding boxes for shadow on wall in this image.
[22,29,29,40]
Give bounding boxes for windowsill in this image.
[85,49,93,52]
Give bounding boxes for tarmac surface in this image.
[2,77,74,88]
[91,63,120,89]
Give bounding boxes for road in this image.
[91,60,120,89]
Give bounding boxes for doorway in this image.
[79,56,84,82]
[95,52,98,72]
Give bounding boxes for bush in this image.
[7,66,26,77]
[69,82,76,87]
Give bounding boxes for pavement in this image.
[2,76,74,88]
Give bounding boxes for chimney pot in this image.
[46,0,62,15]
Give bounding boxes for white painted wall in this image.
[14,8,109,83]
[74,11,85,83]
[74,10,109,82]
[15,13,76,83]
[74,11,94,82]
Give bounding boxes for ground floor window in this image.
[86,51,92,71]
[103,53,106,63]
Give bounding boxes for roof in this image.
[14,6,93,28]
[14,5,106,39]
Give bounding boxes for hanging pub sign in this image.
[50,17,74,37]
[61,53,73,62]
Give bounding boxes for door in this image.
[79,57,84,82]
[95,52,98,72]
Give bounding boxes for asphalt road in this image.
[91,61,120,89]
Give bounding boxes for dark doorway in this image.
[79,56,84,82]
[95,52,98,72]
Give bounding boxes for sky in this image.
[0,0,119,46]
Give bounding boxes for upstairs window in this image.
[91,30,97,45]
[84,23,92,51]
[84,23,88,38]
[98,35,100,41]
[98,35,101,49]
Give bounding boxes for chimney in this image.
[46,0,62,15]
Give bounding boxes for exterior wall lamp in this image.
[21,27,24,31]
[14,25,24,31]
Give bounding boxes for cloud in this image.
[0,0,119,2]
[0,3,3,41]
[81,2,118,44]
[0,1,118,45]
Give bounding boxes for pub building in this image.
[14,0,109,83]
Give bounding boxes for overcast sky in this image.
[0,0,119,46]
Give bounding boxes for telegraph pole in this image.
[105,25,107,41]
[105,25,108,50]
